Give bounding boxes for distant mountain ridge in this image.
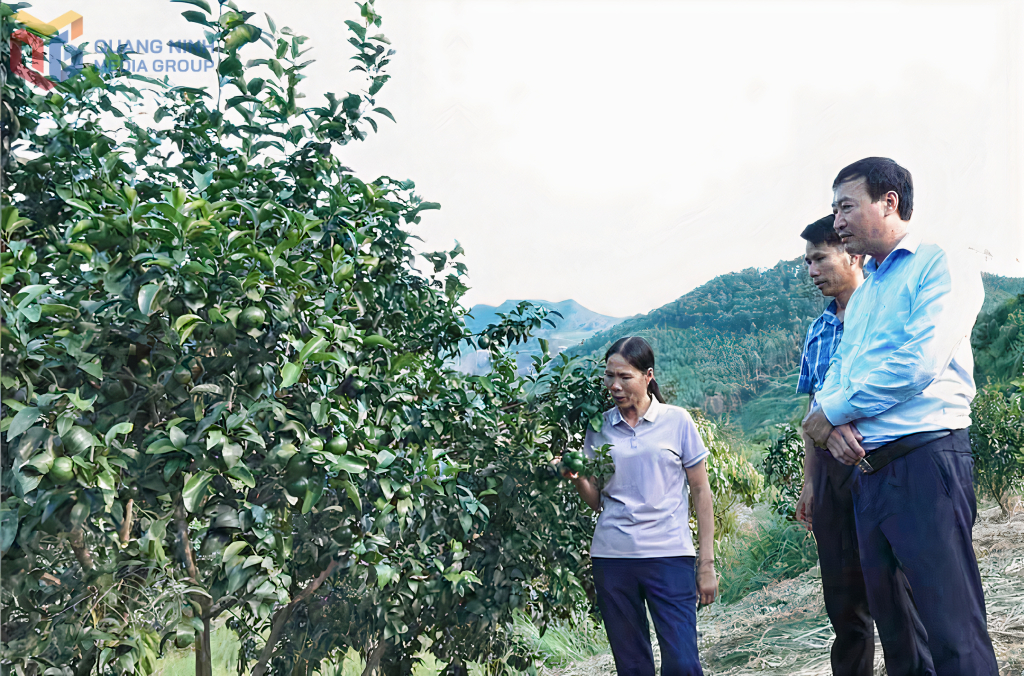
[457,299,627,374]
[465,299,626,339]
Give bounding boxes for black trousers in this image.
[852,429,998,676]
[812,449,875,676]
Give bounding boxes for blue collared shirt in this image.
[816,231,984,447]
[797,299,843,395]
[583,399,709,558]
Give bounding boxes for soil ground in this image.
[546,502,1024,675]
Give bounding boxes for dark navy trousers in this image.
[812,450,876,676]
[851,429,998,676]
[592,556,703,676]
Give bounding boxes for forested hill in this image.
[574,260,1024,438]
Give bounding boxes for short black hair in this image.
[800,214,843,248]
[832,157,914,221]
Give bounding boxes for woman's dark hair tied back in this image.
[605,336,666,403]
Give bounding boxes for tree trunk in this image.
[360,636,387,676]
[195,615,213,676]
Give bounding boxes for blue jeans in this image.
[592,556,703,676]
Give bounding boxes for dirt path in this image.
[548,504,1024,675]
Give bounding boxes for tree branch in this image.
[250,558,342,676]
[67,527,95,571]
[173,496,201,582]
[360,635,388,676]
[119,498,134,547]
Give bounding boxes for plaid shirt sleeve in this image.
[796,322,817,394]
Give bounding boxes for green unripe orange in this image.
[239,306,266,330]
[50,457,75,484]
[325,436,348,455]
[173,365,192,385]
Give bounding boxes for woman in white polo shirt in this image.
[564,336,716,676]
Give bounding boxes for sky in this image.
[23,0,1024,317]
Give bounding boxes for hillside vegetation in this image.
[575,261,1024,438]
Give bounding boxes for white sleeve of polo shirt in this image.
[679,411,710,468]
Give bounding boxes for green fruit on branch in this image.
[244,364,264,385]
[304,437,324,452]
[173,365,192,385]
[285,455,314,482]
[284,475,309,499]
[239,306,266,330]
[326,436,348,455]
[49,457,75,484]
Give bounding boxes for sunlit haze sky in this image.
[29,0,1024,317]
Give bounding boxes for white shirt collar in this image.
[609,396,662,426]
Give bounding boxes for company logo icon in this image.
[10,10,84,90]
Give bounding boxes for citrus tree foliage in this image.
[761,423,803,518]
[0,3,616,675]
[689,410,762,551]
[970,387,1024,516]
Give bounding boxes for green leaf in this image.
[372,107,396,123]
[227,463,255,487]
[335,455,367,474]
[78,357,103,380]
[221,442,243,469]
[280,362,302,388]
[225,25,262,51]
[374,562,396,589]
[104,422,133,446]
[174,314,204,331]
[344,20,366,42]
[222,541,247,563]
[67,390,96,411]
[340,480,361,510]
[167,40,212,61]
[170,0,212,12]
[182,471,214,512]
[297,335,327,363]
[7,407,40,439]
[138,283,161,315]
[0,509,18,556]
[63,198,95,214]
[146,438,176,455]
[169,426,187,450]
[14,284,49,308]
[181,10,212,25]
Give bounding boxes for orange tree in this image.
[0,2,610,674]
[0,2,752,674]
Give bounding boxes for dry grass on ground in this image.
[546,502,1024,676]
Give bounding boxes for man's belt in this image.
[856,430,952,475]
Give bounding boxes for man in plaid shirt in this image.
[794,215,872,676]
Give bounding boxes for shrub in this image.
[690,410,763,554]
[761,423,804,517]
[971,386,1024,515]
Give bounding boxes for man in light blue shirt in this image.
[803,157,997,676]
